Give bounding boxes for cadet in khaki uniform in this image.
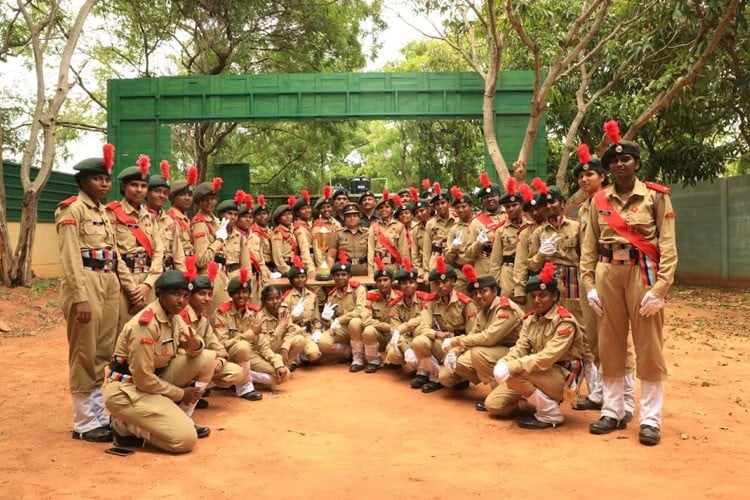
[444,187,474,293]
[107,158,165,333]
[146,162,185,272]
[104,271,215,452]
[191,178,225,272]
[281,256,323,367]
[411,257,477,393]
[166,165,198,258]
[312,185,342,271]
[367,190,409,276]
[250,195,275,271]
[422,183,456,273]
[57,147,123,443]
[357,258,400,373]
[439,267,523,399]
[581,122,677,446]
[489,179,532,297]
[385,259,428,375]
[238,195,277,303]
[409,191,432,285]
[318,252,366,362]
[511,184,549,306]
[487,263,586,429]
[292,191,317,277]
[465,173,506,276]
[210,197,251,312]
[271,198,300,275]
[328,203,369,276]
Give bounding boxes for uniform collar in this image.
[77,190,101,209]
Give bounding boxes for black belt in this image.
[227,263,241,273]
[431,243,445,253]
[453,329,467,336]
[502,255,515,264]
[82,257,116,271]
[123,253,151,270]
[598,245,639,260]
[163,255,175,271]
[109,358,131,376]
[350,257,368,265]
[214,254,226,265]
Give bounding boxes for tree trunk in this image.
[9,190,40,285]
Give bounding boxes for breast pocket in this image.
[627,212,656,238]
[81,219,109,247]
[153,339,175,368]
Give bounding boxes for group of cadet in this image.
[56,120,677,454]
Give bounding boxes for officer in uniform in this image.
[357,189,379,228]
[368,190,409,276]
[56,145,123,443]
[281,256,323,367]
[465,172,505,276]
[486,263,586,429]
[104,271,215,453]
[444,187,474,293]
[328,203,369,276]
[166,165,198,259]
[331,186,350,226]
[146,161,185,272]
[358,258,400,373]
[422,183,456,274]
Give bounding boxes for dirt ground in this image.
[0,281,748,499]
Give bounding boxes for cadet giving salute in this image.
[581,120,678,446]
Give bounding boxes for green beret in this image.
[331,258,352,274]
[169,180,192,197]
[477,183,501,197]
[573,156,606,178]
[238,202,252,216]
[155,270,190,292]
[227,275,251,295]
[467,274,498,291]
[547,185,565,202]
[428,264,457,282]
[411,199,430,212]
[192,182,215,203]
[525,272,558,293]
[191,275,213,292]
[499,191,522,205]
[118,166,149,183]
[373,267,393,280]
[394,267,418,282]
[148,175,169,190]
[287,262,307,279]
[272,203,292,223]
[451,192,472,206]
[73,157,110,176]
[314,195,331,210]
[293,196,311,213]
[601,140,641,170]
[216,199,238,215]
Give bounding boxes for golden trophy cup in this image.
[314,224,336,281]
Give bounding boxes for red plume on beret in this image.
[577,144,592,165]
[287,195,296,208]
[433,182,442,196]
[436,256,446,275]
[403,257,413,274]
[212,177,223,193]
[479,172,491,188]
[604,120,621,145]
[160,160,170,181]
[519,183,534,203]
[323,185,332,200]
[183,255,198,283]
[292,255,304,270]
[137,155,150,177]
[338,250,348,265]
[207,261,218,283]
[102,144,114,173]
[421,178,431,190]
[234,189,246,206]
[408,186,419,201]
[257,194,266,207]
[381,189,390,203]
[450,185,463,201]
[301,189,311,204]
[540,262,556,285]
[239,266,249,285]
[374,255,385,272]
[186,166,198,186]
[244,193,254,209]
[505,178,517,197]
[392,194,404,208]
[462,264,478,284]
[531,177,549,196]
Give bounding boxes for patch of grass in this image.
[29,278,58,296]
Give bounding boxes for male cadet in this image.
[191,177,230,276]
[368,190,409,276]
[292,190,317,277]
[281,256,323,368]
[331,186,350,226]
[489,178,533,297]
[384,258,428,375]
[166,165,198,259]
[239,194,277,302]
[312,185,342,271]
[57,144,123,443]
[146,160,185,272]
[408,186,432,285]
[357,189,379,229]
[328,203,369,276]
[422,182,456,274]
[512,183,549,306]
[107,155,165,333]
[466,172,505,276]
[105,270,215,453]
[357,257,400,373]
[271,196,300,276]
[411,257,477,393]
[318,251,367,362]
[444,186,474,293]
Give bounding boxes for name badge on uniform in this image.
[598,209,612,216]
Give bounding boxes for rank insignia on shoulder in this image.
[557,328,573,336]
[139,309,155,324]
[557,306,572,318]
[57,195,78,207]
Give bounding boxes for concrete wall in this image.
[8,222,62,279]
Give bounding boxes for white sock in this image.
[584,361,603,404]
[251,371,274,386]
[71,391,100,433]
[351,340,364,365]
[418,355,440,382]
[235,364,256,396]
[624,371,636,413]
[91,386,110,427]
[364,342,381,365]
[526,388,564,424]
[180,381,208,417]
[601,376,625,421]
[640,380,663,428]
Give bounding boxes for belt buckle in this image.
[612,248,631,260]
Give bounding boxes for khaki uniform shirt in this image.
[466,212,507,276]
[423,214,457,271]
[488,217,532,277]
[415,290,478,340]
[361,289,401,333]
[294,220,317,274]
[512,222,542,299]
[451,296,523,353]
[410,220,430,279]
[166,207,193,256]
[282,287,321,333]
[324,281,367,326]
[251,224,273,266]
[192,212,224,271]
[256,306,306,368]
[445,218,473,268]
[329,226,369,275]
[244,230,271,279]
[181,304,223,352]
[528,216,581,272]
[368,218,409,273]
[392,291,428,335]
[211,301,260,350]
[152,208,185,272]
[271,224,298,274]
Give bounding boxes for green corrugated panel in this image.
[3,161,77,222]
[215,163,250,198]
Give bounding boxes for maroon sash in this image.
[371,222,402,265]
[107,201,154,258]
[593,190,660,262]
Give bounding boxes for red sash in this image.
[593,190,660,262]
[474,212,505,232]
[251,224,270,240]
[167,208,190,231]
[371,222,402,265]
[273,225,299,253]
[293,220,312,236]
[191,212,216,236]
[106,201,154,258]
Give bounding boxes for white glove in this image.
[493,361,510,383]
[587,289,603,317]
[476,227,489,245]
[389,329,400,347]
[330,318,341,331]
[215,217,230,241]
[639,291,665,317]
[269,271,282,279]
[539,233,559,256]
[291,296,306,319]
[321,302,338,321]
[311,330,323,343]
[451,231,463,249]
[441,337,453,352]
[444,352,457,374]
[404,348,417,365]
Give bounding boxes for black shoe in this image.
[475,401,487,412]
[623,411,634,424]
[240,390,263,401]
[349,363,366,373]
[453,380,470,391]
[202,388,212,397]
[572,397,602,411]
[300,359,312,367]
[72,426,112,443]
[518,416,562,429]
[410,374,429,389]
[639,425,661,446]
[289,363,299,372]
[589,416,626,435]
[421,381,444,393]
[383,363,400,370]
[113,429,144,448]
[195,425,211,439]
[364,363,381,374]
[196,398,209,410]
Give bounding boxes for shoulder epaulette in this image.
[645,181,670,194]
[281,288,292,300]
[366,291,381,301]
[349,279,360,288]
[415,291,430,301]
[557,306,572,318]
[523,310,535,319]
[327,287,337,296]
[57,195,77,207]
[424,292,439,302]
[499,296,511,308]
[388,295,403,307]
[138,308,155,324]
[247,303,260,312]
[217,301,232,313]
[179,309,190,324]
[457,292,473,305]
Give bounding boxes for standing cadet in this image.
[408,187,432,286]
[393,194,414,259]
[281,256,323,368]
[312,185,342,273]
[210,195,251,312]
[293,190,317,277]
[465,172,505,276]
[251,195,275,272]
[107,156,165,333]
[368,190,409,276]
[166,165,198,259]
[328,203,369,276]
[581,120,677,446]
[487,262,586,429]
[358,257,400,373]
[191,177,229,277]
[239,194,276,303]
[489,179,532,297]
[146,160,185,272]
[104,271,215,453]
[271,196,300,276]
[444,186,474,293]
[422,183,456,274]
[511,184,549,306]
[56,145,122,443]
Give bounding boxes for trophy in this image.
[314,223,336,281]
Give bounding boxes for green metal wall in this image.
[3,161,78,222]
[216,163,250,196]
